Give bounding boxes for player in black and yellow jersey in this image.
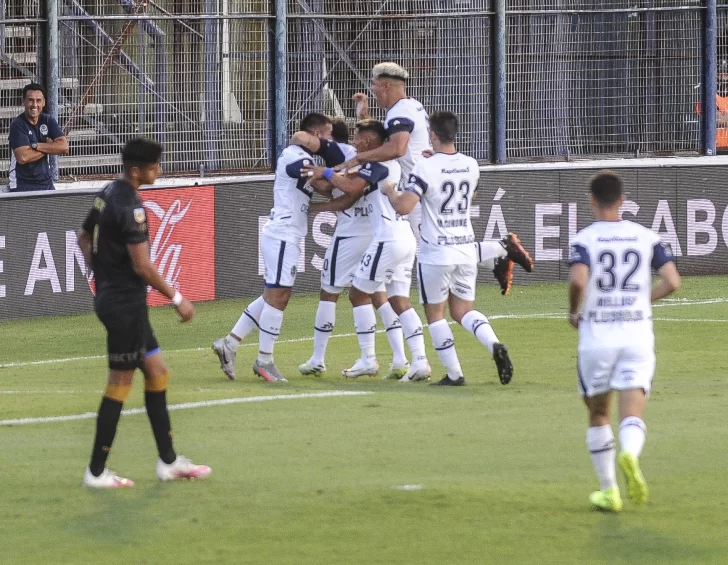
[77,137,211,488]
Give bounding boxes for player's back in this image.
[408,152,478,265]
[332,143,372,237]
[361,159,411,242]
[264,145,316,244]
[571,220,669,349]
[385,98,431,180]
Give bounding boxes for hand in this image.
[380,181,396,197]
[301,165,325,180]
[176,298,195,322]
[334,157,359,172]
[353,93,369,119]
[569,312,581,329]
[422,149,434,159]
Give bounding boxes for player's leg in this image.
[476,233,534,296]
[142,346,211,482]
[83,304,139,488]
[372,289,409,379]
[212,295,266,380]
[615,349,654,505]
[580,350,622,512]
[418,263,464,386]
[448,265,513,385]
[342,282,379,378]
[299,289,339,377]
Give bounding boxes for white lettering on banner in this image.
[568,202,578,243]
[619,200,640,221]
[723,205,728,249]
[535,203,562,261]
[144,200,191,289]
[0,235,5,298]
[686,199,718,256]
[650,200,683,256]
[65,230,87,292]
[483,190,508,240]
[25,232,62,295]
[312,212,336,271]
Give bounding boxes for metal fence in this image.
[0,0,724,181]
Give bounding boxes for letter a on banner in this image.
[25,232,62,295]
[650,200,683,256]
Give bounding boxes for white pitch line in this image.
[0,390,373,427]
[0,390,103,395]
[0,305,724,371]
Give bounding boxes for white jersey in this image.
[356,160,409,242]
[264,140,346,245]
[332,143,371,238]
[405,152,479,265]
[568,220,675,350]
[384,97,431,183]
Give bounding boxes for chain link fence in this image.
[286,0,493,161]
[506,1,703,160]
[54,0,271,177]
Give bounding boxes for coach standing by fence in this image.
[8,83,68,192]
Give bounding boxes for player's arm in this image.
[568,264,589,328]
[36,136,69,155]
[9,122,43,165]
[77,229,93,271]
[383,181,419,215]
[309,192,360,214]
[336,131,409,171]
[353,93,369,120]
[310,178,333,197]
[650,241,680,302]
[289,131,321,153]
[301,165,368,196]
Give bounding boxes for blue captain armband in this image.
[323,168,335,181]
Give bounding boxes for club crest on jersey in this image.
[134,207,146,223]
[39,124,48,136]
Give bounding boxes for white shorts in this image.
[577,346,656,397]
[353,238,416,297]
[417,262,477,304]
[261,235,300,288]
[321,234,377,294]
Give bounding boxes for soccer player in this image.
[568,170,680,512]
[77,138,211,488]
[339,63,430,240]
[384,111,516,386]
[303,119,432,382]
[294,120,410,379]
[212,113,341,382]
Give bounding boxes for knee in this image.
[105,383,132,402]
[349,287,370,307]
[145,371,169,393]
[388,296,410,315]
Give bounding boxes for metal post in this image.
[274,0,287,161]
[494,0,506,164]
[705,0,717,156]
[47,0,60,181]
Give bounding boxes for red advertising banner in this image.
[140,185,216,306]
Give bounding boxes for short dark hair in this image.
[122,137,163,171]
[299,112,331,133]
[589,170,623,207]
[331,118,349,144]
[354,119,386,144]
[23,83,45,99]
[429,111,459,143]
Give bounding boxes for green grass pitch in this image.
[1,277,726,564]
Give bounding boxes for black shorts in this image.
[96,298,160,371]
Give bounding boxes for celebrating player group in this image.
[212,62,534,386]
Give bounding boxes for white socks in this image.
[428,319,463,380]
[398,308,427,364]
[475,240,508,270]
[460,310,499,354]
[619,417,647,457]
[228,296,266,350]
[587,425,617,490]
[258,303,284,363]
[377,302,408,366]
[353,305,377,360]
[312,300,337,364]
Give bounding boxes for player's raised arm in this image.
[336,132,408,171]
[301,165,369,196]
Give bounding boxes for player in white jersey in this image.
[568,170,680,512]
[384,111,514,385]
[303,119,432,382]
[212,113,343,383]
[337,62,431,240]
[290,119,410,379]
